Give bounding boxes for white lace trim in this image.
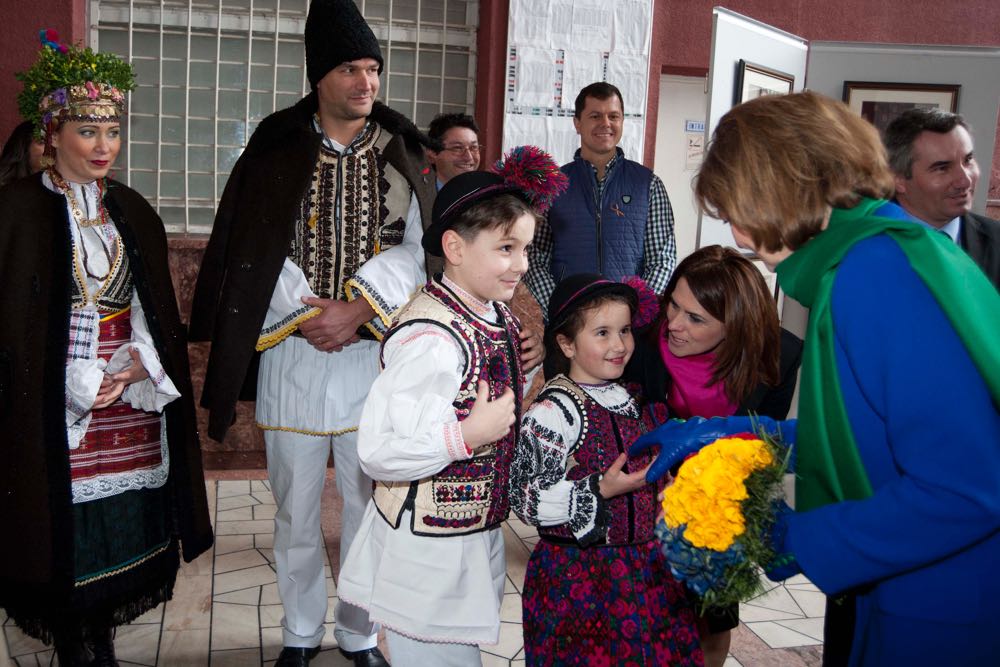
[70,413,171,504]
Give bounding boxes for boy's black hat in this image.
[546,273,638,336]
[422,145,568,257]
[424,171,524,256]
[305,0,384,89]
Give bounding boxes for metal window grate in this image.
[92,0,479,233]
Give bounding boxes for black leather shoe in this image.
[88,627,118,667]
[53,631,91,667]
[275,646,321,667]
[338,647,389,667]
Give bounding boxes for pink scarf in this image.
[659,322,738,419]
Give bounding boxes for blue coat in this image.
[786,234,1000,665]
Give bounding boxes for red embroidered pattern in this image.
[70,314,163,482]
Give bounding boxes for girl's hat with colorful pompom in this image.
[546,273,659,334]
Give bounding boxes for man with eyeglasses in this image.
[525,81,678,315]
[425,111,546,376]
[426,112,482,188]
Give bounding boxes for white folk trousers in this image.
[265,428,376,652]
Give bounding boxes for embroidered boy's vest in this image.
[537,375,663,546]
[373,278,523,536]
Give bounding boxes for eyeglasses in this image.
[441,143,482,156]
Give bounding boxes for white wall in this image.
[697,8,808,250]
[807,41,1000,217]
[654,74,708,264]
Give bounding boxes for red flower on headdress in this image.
[39,28,68,54]
[86,81,100,100]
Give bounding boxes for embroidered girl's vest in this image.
[538,376,663,546]
[373,278,523,536]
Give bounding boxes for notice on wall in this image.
[606,53,649,113]
[561,50,604,111]
[685,133,704,171]
[503,0,655,166]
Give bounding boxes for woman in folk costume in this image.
[0,31,212,666]
[633,91,1000,665]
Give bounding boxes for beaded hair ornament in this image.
[16,29,136,144]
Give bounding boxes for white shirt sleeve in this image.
[114,289,181,412]
[347,193,426,336]
[65,310,104,449]
[511,390,607,531]
[357,321,472,481]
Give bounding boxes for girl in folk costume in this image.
[337,148,566,667]
[0,31,212,666]
[511,274,704,666]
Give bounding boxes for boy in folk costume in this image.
[189,1,436,664]
[337,148,567,666]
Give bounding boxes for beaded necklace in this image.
[48,167,107,228]
[48,167,117,283]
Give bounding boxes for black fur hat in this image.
[305,0,384,89]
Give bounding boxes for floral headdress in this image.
[16,29,136,141]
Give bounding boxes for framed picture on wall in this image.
[734,60,795,104]
[842,81,960,134]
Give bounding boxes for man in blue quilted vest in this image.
[525,82,677,315]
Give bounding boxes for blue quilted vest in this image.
[548,149,653,282]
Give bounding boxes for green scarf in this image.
[776,197,1000,512]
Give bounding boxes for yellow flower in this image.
[661,436,774,552]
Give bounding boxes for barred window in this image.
[93,0,479,233]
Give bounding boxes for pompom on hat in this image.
[16,29,136,140]
[305,0,384,88]
[424,145,568,256]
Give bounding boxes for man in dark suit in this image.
[885,108,1000,289]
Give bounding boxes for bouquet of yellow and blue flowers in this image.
[654,431,790,612]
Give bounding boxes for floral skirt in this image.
[523,540,704,666]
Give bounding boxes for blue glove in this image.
[631,416,795,482]
[765,501,801,582]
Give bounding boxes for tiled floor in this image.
[2,478,823,666]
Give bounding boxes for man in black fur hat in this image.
[190,1,435,665]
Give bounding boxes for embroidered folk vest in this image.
[537,375,663,546]
[373,278,523,537]
[70,224,132,313]
[288,120,411,331]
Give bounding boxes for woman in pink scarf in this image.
[624,244,802,667]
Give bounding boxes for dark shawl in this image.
[0,174,213,621]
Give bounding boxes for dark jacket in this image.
[0,174,213,618]
[624,327,803,420]
[189,94,437,441]
[548,148,653,282]
[960,212,1000,291]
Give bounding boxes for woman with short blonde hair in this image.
[650,90,1000,665]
